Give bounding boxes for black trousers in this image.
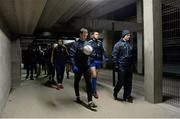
[26,63,36,79]
[55,64,65,84]
[114,67,132,99]
[74,68,92,102]
[47,62,55,80]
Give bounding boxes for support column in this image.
[103,30,113,69]
[143,0,162,103]
[11,39,21,88]
[137,0,143,74]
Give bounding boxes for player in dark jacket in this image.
[26,45,36,80]
[45,43,56,84]
[69,28,97,108]
[52,39,68,90]
[88,31,109,99]
[112,29,133,103]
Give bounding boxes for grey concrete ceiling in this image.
[0,0,47,34]
[0,0,137,35]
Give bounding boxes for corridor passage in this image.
[1,70,179,118]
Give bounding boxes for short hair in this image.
[80,28,88,34]
[57,39,63,43]
[50,43,54,46]
[92,31,99,35]
[57,36,64,39]
[56,38,63,42]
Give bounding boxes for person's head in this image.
[53,43,58,48]
[122,29,131,41]
[57,39,63,45]
[50,43,54,48]
[92,31,99,40]
[79,28,88,41]
[47,44,51,49]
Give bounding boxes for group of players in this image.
[24,27,133,109]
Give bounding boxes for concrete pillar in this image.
[143,0,162,103]
[11,39,21,88]
[137,0,143,74]
[103,30,113,69]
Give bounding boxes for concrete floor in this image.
[98,69,180,108]
[1,70,180,118]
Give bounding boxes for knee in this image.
[91,70,97,77]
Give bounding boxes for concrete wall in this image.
[11,39,21,88]
[0,29,11,112]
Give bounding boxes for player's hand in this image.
[72,65,79,73]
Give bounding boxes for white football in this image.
[83,45,93,55]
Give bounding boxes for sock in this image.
[92,77,97,94]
